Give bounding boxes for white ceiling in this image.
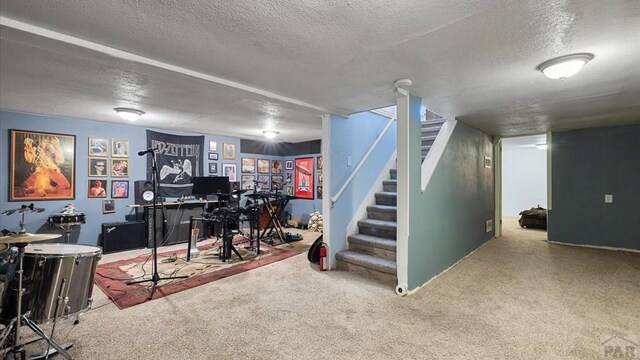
[1,0,639,142]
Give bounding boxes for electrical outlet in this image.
[486,219,493,233]
[605,194,613,203]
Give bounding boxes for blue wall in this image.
[1,110,319,245]
[408,120,495,289]
[549,124,640,251]
[327,111,397,264]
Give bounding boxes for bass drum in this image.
[21,244,101,323]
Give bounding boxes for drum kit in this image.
[46,204,86,244]
[0,205,101,360]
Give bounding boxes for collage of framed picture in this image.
[87,136,130,213]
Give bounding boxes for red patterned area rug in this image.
[95,240,300,309]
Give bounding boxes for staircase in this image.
[335,117,446,287]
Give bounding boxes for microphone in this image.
[138,148,157,156]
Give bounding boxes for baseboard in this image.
[407,236,496,296]
[345,151,397,239]
[547,240,640,254]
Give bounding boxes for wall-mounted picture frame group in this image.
[111,180,129,198]
[294,157,314,199]
[88,179,107,198]
[222,142,236,160]
[111,139,129,157]
[9,129,76,201]
[242,158,255,173]
[89,137,108,157]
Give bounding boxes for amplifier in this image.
[101,221,146,254]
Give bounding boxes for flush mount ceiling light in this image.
[536,53,594,80]
[262,130,280,139]
[114,107,145,121]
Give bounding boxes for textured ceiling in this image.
[1,0,639,141]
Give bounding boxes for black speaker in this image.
[134,180,154,205]
[101,221,146,253]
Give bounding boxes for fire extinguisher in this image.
[319,242,328,271]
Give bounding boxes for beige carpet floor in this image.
[13,219,640,359]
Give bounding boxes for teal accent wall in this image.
[408,120,495,289]
[548,125,640,250]
[328,111,397,264]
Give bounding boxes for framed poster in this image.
[88,179,107,198]
[10,129,76,201]
[222,163,237,181]
[316,170,323,199]
[294,157,314,199]
[257,159,270,173]
[208,152,218,160]
[88,137,108,157]
[317,156,323,170]
[285,185,293,196]
[222,142,236,160]
[209,141,217,152]
[285,160,293,170]
[257,174,270,191]
[102,199,116,214]
[271,175,283,190]
[241,175,255,190]
[111,180,129,198]
[209,162,218,174]
[110,159,129,177]
[111,139,129,157]
[88,157,108,177]
[271,160,283,174]
[241,158,256,173]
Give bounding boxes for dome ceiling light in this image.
[536,53,594,80]
[114,107,145,121]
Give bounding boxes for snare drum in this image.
[47,213,87,226]
[20,244,101,323]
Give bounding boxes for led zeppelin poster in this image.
[294,157,314,199]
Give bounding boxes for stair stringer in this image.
[420,120,458,191]
[345,150,397,240]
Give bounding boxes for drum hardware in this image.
[47,205,86,244]
[127,149,187,300]
[0,233,72,359]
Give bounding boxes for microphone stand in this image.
[127,150,187,300]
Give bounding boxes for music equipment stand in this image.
[127,150,187,300]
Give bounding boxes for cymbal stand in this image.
[1,242,72,360]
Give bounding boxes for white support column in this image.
[494,137,502,237]
[321,114,333,268]
[395,91,410,295]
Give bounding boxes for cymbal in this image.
[0,232,61,244]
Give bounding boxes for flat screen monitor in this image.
[191,176,230,196]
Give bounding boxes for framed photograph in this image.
[294,157,314,199]
[222,163,237,181]
[285,172,292,184]
[241,175,256,190]
[88,157,108,177]
[110,159,129,177]
[88,137,108,157]
[230,181,240,192]
[111,180,129,198]
[208,152,218,161]
[271,175,283,190]
[209,162,218,174]
[257,159,270,173]
[209,141,217,152]
[10,130,76,201]
[222,142,236,160]
[316,170,323,199]
[285,185,293,196]
[102,199,116,214]
[285,160,293,170]
[271,160,283,174]
[241,158,256,173]
[111,139,129,157]
[317,156,323,170]
[257,175,270,191]
[88,179,107,198]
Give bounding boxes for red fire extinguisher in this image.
[319,242,328,271]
